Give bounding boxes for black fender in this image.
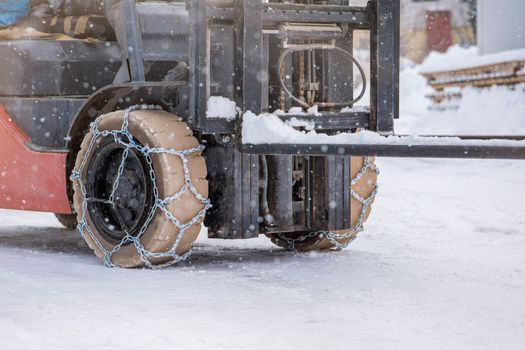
[65,81,190,202]
[67,81,189,158]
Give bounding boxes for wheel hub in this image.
[87,136,154,243]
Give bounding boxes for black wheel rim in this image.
[86,136,154,244]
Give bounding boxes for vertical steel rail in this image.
[240,0,264,237]
[370,0,400,132]
[324,0,354,107]
[242,0,264,113]
[121,0,146,82]
[188,0,209,128]
[267,156,294,230]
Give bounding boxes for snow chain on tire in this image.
[273,157,379,251]
[70,105,212,268]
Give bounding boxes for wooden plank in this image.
[422,60,525,91]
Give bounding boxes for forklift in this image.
[0,0,523,268]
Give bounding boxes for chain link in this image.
[299,49,305,102]
[278,57,287,111]
[71,104,212,269]
[274,157,379,251]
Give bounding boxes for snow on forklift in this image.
[0,0,523,268]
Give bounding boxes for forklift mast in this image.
[92,0,402,239]
[107,0,399,134]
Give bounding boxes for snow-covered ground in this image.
[1,157,524,350]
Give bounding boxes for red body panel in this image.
[0,104,71,214]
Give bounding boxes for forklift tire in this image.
[268,157,377,251]
[54,213,78,230]
[72,109,208,268]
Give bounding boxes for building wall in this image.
[401,0,472,30]
[401,26,475,62]
[477,0,525,54]
[400,0,475,62]
[352,0,476,62]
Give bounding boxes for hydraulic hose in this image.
[277,44,367,109]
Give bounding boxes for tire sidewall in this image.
[73,110,207,267]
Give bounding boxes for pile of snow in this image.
[420,45,525,73]
[287,105,322,116]
[399,60,434,117]
[206,97,324,120]
[397,83,525,135]
[398,47,525,135]
[242,111,524,147]
[206,96,238,120]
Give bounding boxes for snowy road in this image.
[1,158,524,350]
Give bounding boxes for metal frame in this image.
[187,0,387,134]
[241,136,525,160]
[120,0,146,82]
[2,0,524,240]
[189,0,380,237]
[369,0,400,131]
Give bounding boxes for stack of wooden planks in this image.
[422,59,525,104]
